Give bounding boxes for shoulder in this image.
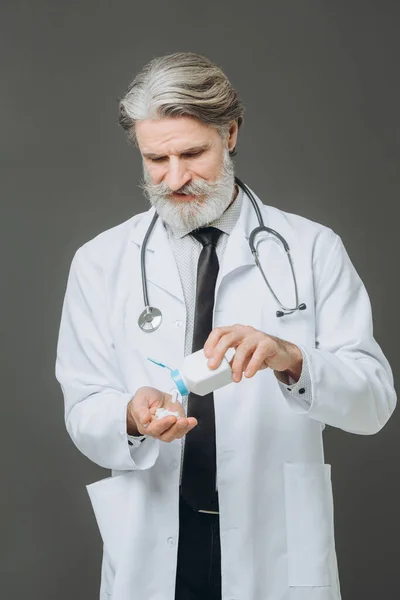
[262,204,340,256]
[73,210,148,269]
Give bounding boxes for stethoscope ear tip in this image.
[276,303,307,318]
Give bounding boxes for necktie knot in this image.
[190,226,222,248]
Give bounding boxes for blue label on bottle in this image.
[170,369,189,396]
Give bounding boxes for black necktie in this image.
[180,226,223,512]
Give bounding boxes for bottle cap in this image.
[170,369,189,396]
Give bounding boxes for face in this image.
[136,116,238,231]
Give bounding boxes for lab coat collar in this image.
[216,184,268,285]
[130,206,185,304]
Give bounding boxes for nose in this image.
[165,157,191,191]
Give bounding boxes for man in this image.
[56,53,396,600]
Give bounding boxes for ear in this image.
[227,121,239,152]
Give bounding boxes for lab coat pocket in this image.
[87,472,133,572]
[284,463,334,587]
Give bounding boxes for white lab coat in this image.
[56,188,396,600]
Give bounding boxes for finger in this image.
[231,340,258,382]
[203,326,235,358]
[159,416,198,442]
[134,406,152,429]
[158,417,195,443]
[132,386,161,427]
[174,418,198,439]
[143,415,178,437]
[242,355,252,373]
[244,341,274,378]
[205,332,238,370]
[229,354,251,371]
[132,396,151,426]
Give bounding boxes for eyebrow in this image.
[143,143,211,160]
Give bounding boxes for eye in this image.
[182,151,203,159]
[151,156,167,163]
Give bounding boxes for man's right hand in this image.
[127,386,197,442]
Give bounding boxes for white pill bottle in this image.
[148,348,234,396]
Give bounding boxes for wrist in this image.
[279,343,303,383]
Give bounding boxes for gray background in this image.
[1,1,399,599]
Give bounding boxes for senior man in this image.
[56,52,396,600]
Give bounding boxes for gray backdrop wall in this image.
[1,1,399,599]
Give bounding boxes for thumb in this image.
[133,391,152,427]
[137,407,151,428]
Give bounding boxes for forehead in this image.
[136,116,220,154]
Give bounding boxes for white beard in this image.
[140,150,236,232]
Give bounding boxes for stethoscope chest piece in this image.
[138,306,162,332]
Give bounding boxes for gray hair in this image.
[118,52,244,154]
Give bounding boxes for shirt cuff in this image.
[275,347,312,411]
[127,434,147,448]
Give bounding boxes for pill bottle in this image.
[147,348,234,396]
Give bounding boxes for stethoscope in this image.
[138,177,307,332]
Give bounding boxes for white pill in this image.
[170,389,180,404]
[155,408,180,419]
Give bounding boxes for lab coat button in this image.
[175,320,183,328]
[167,537,175,547]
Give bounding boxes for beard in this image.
[140,150,236,232]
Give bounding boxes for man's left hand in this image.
[203,325,303,383]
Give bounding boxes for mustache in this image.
[140,177,221,200]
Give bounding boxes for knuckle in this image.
[212,327,223,337]
[258,338,271,350]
